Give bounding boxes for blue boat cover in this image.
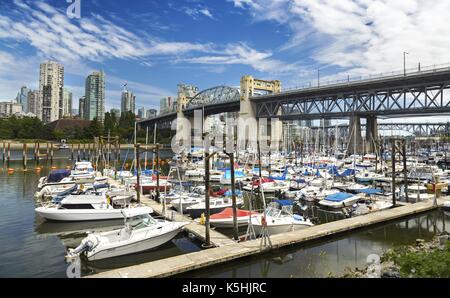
[223,170,246,179]
[315,169,321,177]
[340,168,356,177]
[274,200,295,206]
[224,189,243,196]
[325,192,354,202]
[48,169,71,183]
[356,188,383,195]
[328,166,340,176]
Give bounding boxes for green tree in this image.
[84,117,104,139]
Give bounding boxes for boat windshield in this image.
[125,214,157,230]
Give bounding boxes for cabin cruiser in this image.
[71,161,96,182]
[171,193,205,213]
[251,201,314,235]
[66,207,187,261]
[209,208,261,228]
[35,194,148,222]
[186,197,244,218]
[318,192,361,209]
[350,196,393,216]
[405,184,434,201]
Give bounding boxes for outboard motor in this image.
[66,235,98,260]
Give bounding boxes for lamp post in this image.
[403,51,409,76]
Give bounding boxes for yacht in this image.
[35,194,149,222]
[186,197,244,218]
[406,184,434,201]
[66,207,187,261]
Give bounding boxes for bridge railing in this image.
[281,62,450,94]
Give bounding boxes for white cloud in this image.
[233,0,450,77]
[184,6,215,20]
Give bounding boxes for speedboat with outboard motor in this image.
[66,207,188,261]
[251,201,314,235]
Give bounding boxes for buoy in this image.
[35,167,42,172]
[7,168,15,174]
[51,166,57,170]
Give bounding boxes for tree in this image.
[84,117,104,139]
[103,111,118,136]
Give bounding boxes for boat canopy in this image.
[224,189,243,197]
[121,207,154,218]
[340,169,357,177]
[325,192,354,202]
[48,169,71,183]
[222,170,246,179]
[356,188,383,195]
[273,200,295,206]
[328,166,340,176]
[61,195,107,205]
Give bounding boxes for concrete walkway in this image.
[88,197,447,278]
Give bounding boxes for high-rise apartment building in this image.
[85,71,105,122]
[39,61,64,123]
[27,90,39,116]
[159,96,175,115]
[146,109,157,119]
[137,107,145,118]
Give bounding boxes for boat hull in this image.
[35,208,126,222]
[86,226,184,261]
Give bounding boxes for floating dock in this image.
[87,196,447,278]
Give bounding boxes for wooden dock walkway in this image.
[88,197,447,278]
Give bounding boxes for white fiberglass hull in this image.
[251,221,313,235]
[86,225,184,261]
[210,216,256,228]
[35,207,126,222]
[318,197,360,208]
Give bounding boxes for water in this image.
[181,209,449,277]
[0,155,201,278]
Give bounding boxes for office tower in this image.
[39,61,64,123]
[15,86,29,112]
[62,88,72,117]
[159,96,174,115]
[78,96,86,119]
[137,107,146,118]
[146,109,157,119]
[85,71,105,122]
[121,85,135,114]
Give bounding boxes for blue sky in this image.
[1,0,450,120]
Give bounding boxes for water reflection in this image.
[181,209,450,278]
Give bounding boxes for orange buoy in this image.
[35,167,42,172]
[7,168,15,174]
[51,166,57,170]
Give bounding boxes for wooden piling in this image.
[2,141,5,162]
[50,143,54,164]
[7,142,10,165]
[77,143,80,162]
[23,143,27,170]
[71,144,74,160]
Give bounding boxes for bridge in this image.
[138,64,450,153]
[307,122,450,137]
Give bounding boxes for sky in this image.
[1,0,450,120]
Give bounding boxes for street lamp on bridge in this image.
[403,51,409,76]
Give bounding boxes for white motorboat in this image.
[209,208,261,228]
[351,198,393,216]
[251,202,314,235]
[318,192,361,209]
[35,194,151,222]
[71,161,96,182]
[36,182,78,199]
[186,197,244,218]
[37,169,73,190]
[171,194,204,213]
[406,184,434,201]
[66,207,188,261]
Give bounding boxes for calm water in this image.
[1,151,449,278]
[182,209,449,278]
[0,155,201,278]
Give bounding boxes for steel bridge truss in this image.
[186,86,240,110]
[255,81,450,119]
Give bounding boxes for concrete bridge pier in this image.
[348,116,363,154]
[365,115,378,153]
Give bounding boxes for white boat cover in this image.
[60,195,106,205]
[121,207,154,218]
